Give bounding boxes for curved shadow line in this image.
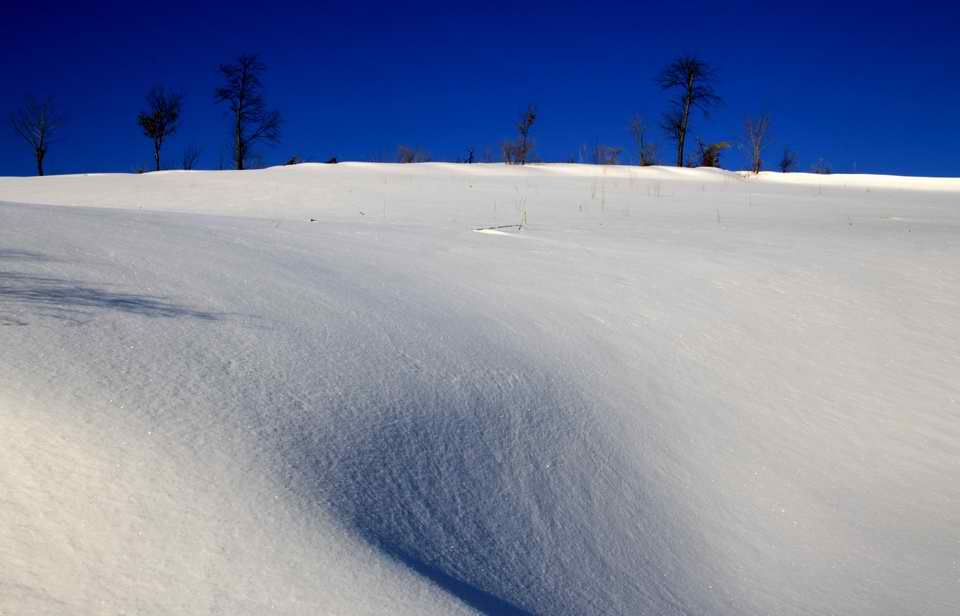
[381,543,534,616]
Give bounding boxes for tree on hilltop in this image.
[137,86,182,171]
[215,54,281,170]
[503,105,537,164]
[657,56,721,167]
[11,96,63,176]
[744,114,770,174]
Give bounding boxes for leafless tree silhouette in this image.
[11,96,62,176]
[657,56,721,167]
[515,105,536,164]
[215,54,281,170]
[778,147,797,173]
[744,115,770,174]
[811,158,831,174]
[503,105,537,164]
[397,145,430,163]
[137,87,182,171]
[629,114,657,166]
[182,145,201,170]
[592,144,622,165]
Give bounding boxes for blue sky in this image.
[2,1,958,176]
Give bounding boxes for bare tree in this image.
[744,115,770,174]
[778,147,797,173]
[11,96,62,176]
[629,114,657,166]
[465,146,475,164]
[592,144,622,165]
[503,105,537,165]
[811,158,831,174]
[501,141,516,164]
[182,144,201,170]
[516,105,536,164]
[657,55,721,167]
[397,145,415,163]
[214,54,281,170]
[137,87,182,171]
[397,145,430,163]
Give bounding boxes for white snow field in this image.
[1,163,958,615]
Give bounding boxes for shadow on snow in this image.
[0,270,221,325]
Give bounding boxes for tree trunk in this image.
[677,102,691,167]
[155,140,162,171]
[677,75,694,167]
[35,151,44,177]
[235,109,244,170]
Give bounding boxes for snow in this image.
[1,163,958,615]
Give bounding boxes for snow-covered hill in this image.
[2,164,958,615]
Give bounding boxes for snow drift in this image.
[1,164,958,615]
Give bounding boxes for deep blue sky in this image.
[2,1,958,176]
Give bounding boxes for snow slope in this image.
[1,164,958,615]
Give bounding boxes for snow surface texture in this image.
[1,164,958,615]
